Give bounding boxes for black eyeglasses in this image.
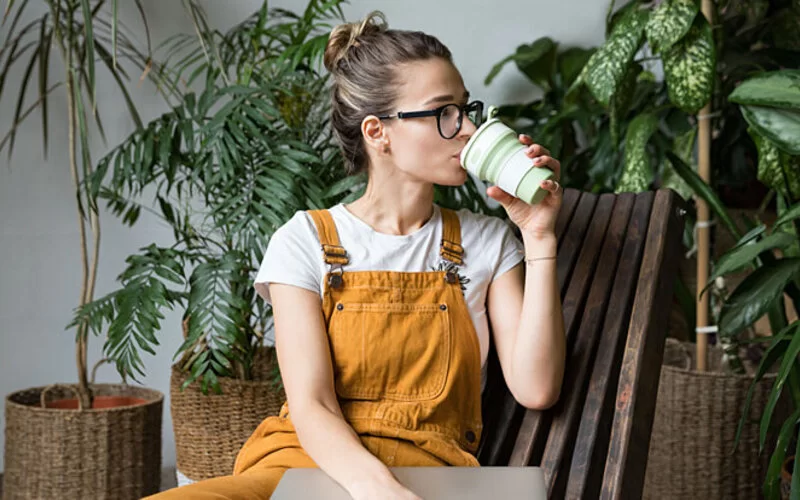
[377,100,484,139]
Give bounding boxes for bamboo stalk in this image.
[696,0,715,372]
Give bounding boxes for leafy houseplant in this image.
[716,69,800,500]
[69,0,503,481]
[644,68,800,499]
[74,0,503,394]
[1,0,174,497]
[1,0,173,406]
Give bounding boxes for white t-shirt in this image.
[253,204,524,375]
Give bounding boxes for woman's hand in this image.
[348,475,422,500]
[487,134,563,239]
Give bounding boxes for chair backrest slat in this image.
[567,192,655,499]
[600,189,684,500]
[478,188,686,500]
[540,192,640,498]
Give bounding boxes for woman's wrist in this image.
[345,461,396,495]
[522,231,557,260]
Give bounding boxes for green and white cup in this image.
[460,106,555,205]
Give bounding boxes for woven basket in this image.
[3,383,163,500]
[643,339,783,499]
[171,346,286,481]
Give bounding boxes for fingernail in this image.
[534,157,542,164]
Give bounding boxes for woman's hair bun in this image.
[324,11,388,73]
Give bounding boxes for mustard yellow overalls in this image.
[149,207,483,499]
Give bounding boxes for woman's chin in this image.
[435,164,468,186]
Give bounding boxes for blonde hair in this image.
[323,12,452,174]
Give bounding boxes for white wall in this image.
[0,0,609,473]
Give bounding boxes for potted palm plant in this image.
[74,0,505,484]
[1,0,177,498]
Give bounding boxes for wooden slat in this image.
[540,193,637,498]
[478,188,587,467]
[566,192,654,499]
[600,189,685,500]
[555,188,582,241]
[556,192,598,294]
[507,193,608,468]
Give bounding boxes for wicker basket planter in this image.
[3,383,163,500]
[171,346,286,483]
[643,339,783,499]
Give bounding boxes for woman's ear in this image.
[362,115,390,154]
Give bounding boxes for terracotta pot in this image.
[44,395,148,410]
[3,383,163,500]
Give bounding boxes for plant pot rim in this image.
[5,383,164,413]
[662,339,777,381]
[170,361,281,390]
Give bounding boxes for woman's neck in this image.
[344,173,435,236]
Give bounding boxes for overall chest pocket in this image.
[328,302,452,401]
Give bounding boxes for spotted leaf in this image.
[662,126,697,200]
[584,6,649,107]
[609,62,643,146]
[751,130,800,200]
[741,105,800,156]
[645,0,699,54]
[729,70,800,110]
[663,15,715,114]
[616,113,658,193]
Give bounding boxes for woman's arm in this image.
[485,233,566,409]
[269,283,418,499]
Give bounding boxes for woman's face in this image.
[379,57,478,187]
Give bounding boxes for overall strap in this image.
[307,210,349,266]
[439,207,464,265]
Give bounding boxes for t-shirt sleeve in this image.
[489,218,524,281]
[253,211,322,305]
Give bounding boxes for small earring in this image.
[382,141,390,153]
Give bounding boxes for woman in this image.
[151,11,565,500]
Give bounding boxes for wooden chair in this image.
[478,188,688,500]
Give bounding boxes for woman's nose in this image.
[459,115,478,139]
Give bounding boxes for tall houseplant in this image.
[720,69,800,500]
[1,0,175,497]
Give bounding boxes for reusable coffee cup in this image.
[460,105,556,205]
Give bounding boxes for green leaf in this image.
[764,409,800,499]
[661,126,696,200]
[111,0,118,68]
[584,6,648,107]
[609,62,643,146]
[708,232,796,288]
[80,0,95,111]
[775,202,800,229]
[514,38,558,90]
[761,327,800,451]
[667,151,742,239]
[793,434,800,500]
[663,15,715,114]
[719,259,800,337]
[645,0,699,54]
[741,105,800,156]
[3,0,15,23]
[729,70,800,110]
[485,37,557,88]
[733,323,796,454]
[750,130,800,200]
[557,47,595,88]
[616,113,658,193]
